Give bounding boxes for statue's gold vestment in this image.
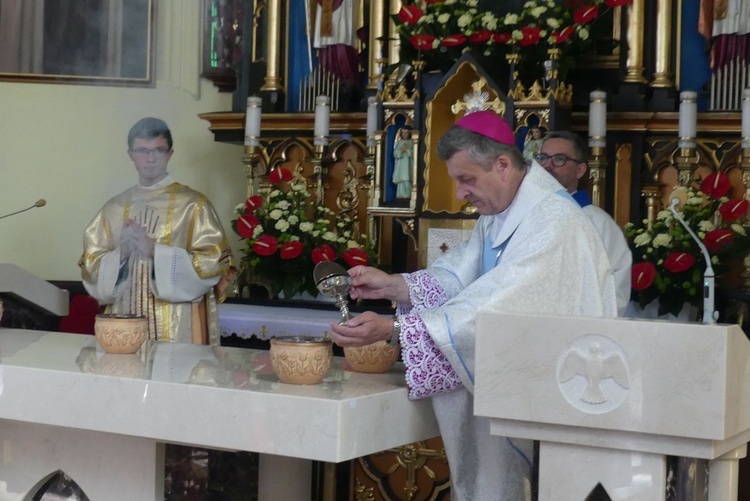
[79,182,234,344]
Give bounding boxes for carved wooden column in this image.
[260,0,282,93]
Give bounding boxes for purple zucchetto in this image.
[455,110,514,146]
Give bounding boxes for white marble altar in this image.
[474,313,750,501]
[0,328,439,500]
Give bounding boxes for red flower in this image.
[280,240,303,260]
[252,235,278,256]
[552,25,575,44]
[398,5,423,25]
[704,229,735,253]
[342,248,369,267]
[245,195,263,212]
[573,5,599,24]
[268,167,293,184]
[632,262,656,291]
[312,244,336,264]
[664,252,695,273]
[491,32,512,44]
[236,214,260,239]
[410,34,437,50]
[700,172,731,199]
[604,0,631,6]
[441,34,468,47]
[519,26,542,47]
[719,199,749,221]
[470,30,492,44]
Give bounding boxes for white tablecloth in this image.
[218,302,339,339]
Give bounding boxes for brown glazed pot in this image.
[344,341,399,373]
[94,314,148,354]
[269,336,333,384]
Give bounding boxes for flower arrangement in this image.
[393,0,629,79]
[624,172,750,317]
[232,167,375,299]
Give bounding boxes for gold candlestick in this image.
[675,146,697,187]
[312,144,328,204]
[588,145,607,208]
[242,144,265,198]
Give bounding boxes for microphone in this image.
[0,199,46,220]
[668,197,718,324]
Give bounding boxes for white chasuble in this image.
[79,178,234,345]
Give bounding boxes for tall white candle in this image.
[678,90,697,149]
[314,95,331,146]
[244,96,262,147]
[742,88,750,148]
[588,90,606,148]
[366,96,378,148]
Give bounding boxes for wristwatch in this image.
[388,315,401,345]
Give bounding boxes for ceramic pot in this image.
[93,353,147,378]
[269,336,332,384]
[344,341,399,373]
[94,314,148,354]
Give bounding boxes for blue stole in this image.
[572,190,593,208]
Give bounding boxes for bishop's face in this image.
[128,136,173,186]
[446,149,516,215]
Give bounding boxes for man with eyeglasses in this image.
[328,111,618,501]
[79,117,235,345]
[537,130,632,315]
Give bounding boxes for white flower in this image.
[578,27,589,40]
[276,200,290,210]
[531,6,547,18]
[432,39,440,49]
[269,209,283,220]
[656,210,671,220]
[252,225,264,238]
[634,233,652,247]
[445,0,456,4]
[274,219,290,232]
[291,183,306,191]
[287,214,299,225]
[524,1,535,7]
[299,222,314,232]
[546,17,561,29]
[720,196,730,203]
[504,13,518,25]
[481,13,498,30]
[732,223,746,236]
[652,233,672,248]
[467,0,478,6]
[338,237,346,244]
[698,220,716,232]
[289,235,300,242]
[234,203,245,214]
[438,13,451,23]
[712,255,720,264]
[419,14,433,24]
[322,231,337,242]
[686,197,703,205]
[347,240,359,249]
[457,13,472,28]
[269,189,282,198]
[312,230,321,237]
[512,30,523,41]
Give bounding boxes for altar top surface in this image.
[0,329,439,462]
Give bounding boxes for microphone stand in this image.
[668,198,718,324]
[0,200,45,220]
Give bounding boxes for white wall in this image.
[0,1,247,281]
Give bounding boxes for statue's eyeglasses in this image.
[131,147,171,158]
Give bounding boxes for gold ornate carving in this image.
[450,77,505,116]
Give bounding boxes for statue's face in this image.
[128,136,173,187]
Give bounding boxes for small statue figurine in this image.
[393,127,413,199]
[522,126,545,161]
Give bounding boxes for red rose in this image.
[268,167,293,184]
[604,0,631,6]
[470,30,492,44]
[704,229,734,253]
[312,244,336,264]
[252,234,278,256]
[410,34,437,50]
[519,26,542,47]
[632,262,656,291]
[573,5,599,24]
[719,199,749,221]
[700,172,731,199]
[552,26,575,44]
[245,195,263,212]
[342,248,369,267]
[280,240,303,260]
[664,252,695,273]
[236,214,260,239]
[398,5,423,25]
[441,34,468,47]
[491,32,512,44]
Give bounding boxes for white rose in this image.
[432,39,440,49]
[457,13,472,28]
[287,215,299,225]
[338,237,346,244]
[531,6,547,17]
[312,230,320,237]
[289,235,300,242]
[347,240,359,249]
[481,13,498,30]
[275,219,290,232]
[269,209,283,220]
[276,200,290,210]
[687,197,703,205]
[578,27,589,40]
[656,210,672,220]
[438,13,450,23]
[467,0,478,6]
[292,183,306,191]
[546,17,560,29]
[269,190,282,198]
[634,233,652,247]
[698,220,715,232]
[252,225,264,238]
[512,30,523,41]
[299,222,314,232]
[652,233,672,248]
[234,203,245,214]
[732,224,746,236]
[504,13,518,25]
[712,255,720,264]
[322,231,337,242]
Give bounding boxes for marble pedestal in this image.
[0,329,439,500]
[474,314,750,501]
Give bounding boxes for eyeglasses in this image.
[534,153,583,168]
[131,147,171,158]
